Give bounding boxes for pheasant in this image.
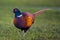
[13,8,50,35]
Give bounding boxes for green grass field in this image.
[0,0,60,7]
[0,0,60,40]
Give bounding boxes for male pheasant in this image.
[13,8,50,34]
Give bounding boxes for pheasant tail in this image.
[33,9,51,17]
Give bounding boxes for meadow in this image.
[0,0,60,40]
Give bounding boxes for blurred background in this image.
[0,0,60,40]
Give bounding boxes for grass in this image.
[0,0,60,40]
[0,0,60,7]
[0,6,60,40]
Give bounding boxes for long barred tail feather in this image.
[33,8,51,17]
